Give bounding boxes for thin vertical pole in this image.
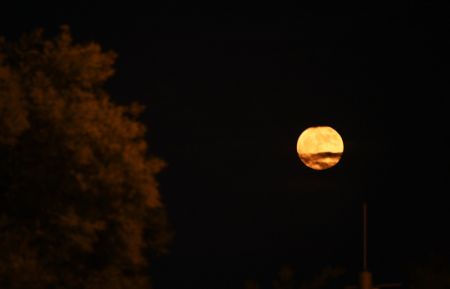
[363,202,368,271]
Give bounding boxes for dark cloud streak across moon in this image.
[297,126,344,170]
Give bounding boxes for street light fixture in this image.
[345,202,402,289]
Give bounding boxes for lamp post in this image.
[345,202,402,289]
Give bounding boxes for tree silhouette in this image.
[273,265,296,289]
[246,265,344,289]
[0,26,171,289]
[244,279,261,289]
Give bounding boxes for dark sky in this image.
[2,2,450,289]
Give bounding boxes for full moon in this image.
[296,126,344,170]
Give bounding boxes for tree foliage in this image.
[0,26,171,289]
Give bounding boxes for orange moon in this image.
[296,126,344,170]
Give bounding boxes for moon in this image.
[296,126,344,170]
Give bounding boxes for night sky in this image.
[2,2,450,289]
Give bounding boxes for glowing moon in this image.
[296,126,344,170]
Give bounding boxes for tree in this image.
[299,266,344,289]
[246,265,344,289]
[0,26,171,289]
[244,279,261,289]
[273,265,296,289]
